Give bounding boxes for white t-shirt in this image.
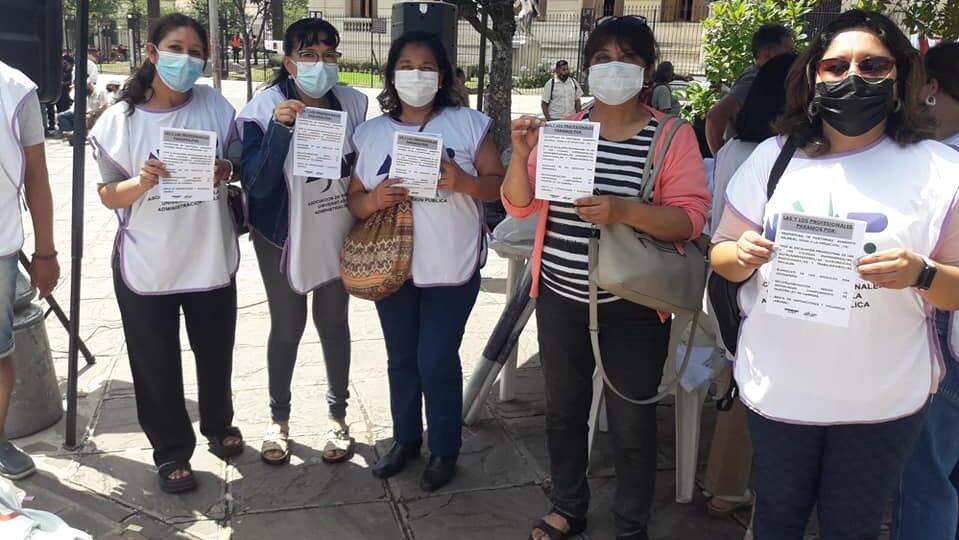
[541,77,582,120]
[0,61,35,258]
[352,106,491,286]
[724,136,959,424]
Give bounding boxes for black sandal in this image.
[207,426,244,459]
[157,461,197,494]
[528,508,587,540]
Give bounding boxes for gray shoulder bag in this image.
[587,114,710,405]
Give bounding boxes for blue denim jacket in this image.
[239,82,343,246]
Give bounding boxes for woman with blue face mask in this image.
[236,18,367,467]
[89,13,242,495]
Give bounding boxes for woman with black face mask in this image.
[710,10,959,539]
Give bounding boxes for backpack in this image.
[709,138,796,409]
[547,77,579,103]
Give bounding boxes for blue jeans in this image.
[374,273,480,457]
[57,111,74,132]
[893,310,959,540]
[0,255,15,357]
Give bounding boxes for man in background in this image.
[705,24,794,155]
[541,60,583,121]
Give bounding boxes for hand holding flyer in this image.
[766,213,866,328]
[389,131,443,200]
[292,107,348,179]
[534,121,601,203]
[159,128,217,203]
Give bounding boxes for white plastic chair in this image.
[587,311,715,504]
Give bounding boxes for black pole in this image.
[65,0,90,451]
[476,7,488,112]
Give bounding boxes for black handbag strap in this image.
[767,137,797,199]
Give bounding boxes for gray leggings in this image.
[252,232,351,421]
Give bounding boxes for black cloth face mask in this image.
[813,75,896,137]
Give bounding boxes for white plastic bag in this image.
[492,215,537,247]
[0,478,93,540]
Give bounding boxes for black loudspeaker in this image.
[0,0,63,103]
[391,1,458,65]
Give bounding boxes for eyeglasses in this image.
[596,14,648,27]
[295,50,342,65]
[816,56,896,83]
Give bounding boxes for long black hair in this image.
[378,31,461,117]
[735,53,796,142]
[268,17,341,91]
[119,13,208,115]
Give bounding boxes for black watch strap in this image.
[914,259,937,291]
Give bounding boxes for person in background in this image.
[350,31,505,493]
[57,79,109,135]
[105,82,121,105]
[710,10,959,539]
[90,13,242,494]
[702,53,795,534]
[505,17,709,540]
[46,55,74,137]
[650,61,681,114]
[231,34,242,64]
[892,41,959,540]
[706,24,794,155]
[541,60,583,121]
[0,60,60,479]
[236,17,366,467]
[453,66,470,106]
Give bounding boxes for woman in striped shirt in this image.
[502,17,710,540]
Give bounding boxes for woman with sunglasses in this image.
[236,17,367,466]
[710,10,959,539]
[893,42,959,540]
[90,13,242,494]
[504,17,709,540]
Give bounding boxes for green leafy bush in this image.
[676,82,720,123]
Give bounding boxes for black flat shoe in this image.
[420,455,457,492]
[372,442,421,479]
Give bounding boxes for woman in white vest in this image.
[235,17,367,466]
[89,14,242,494]
[349,31,505,493]
[710,10,959,539]
[893,42,959,540]
[0,61,60,480]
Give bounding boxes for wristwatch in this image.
[914,257,938,291]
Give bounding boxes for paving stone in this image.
[231,502,403,539]
[73,449,228,522]
[228,434,386,513]
[89,394,202,453]
[380,419,538,500]
[404,485,548,539]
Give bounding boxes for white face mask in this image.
[394,69,439,108]
[588,61,646,106]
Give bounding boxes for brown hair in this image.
[583,17,658,71]
[776,9,934,156]
[926,42,959,102]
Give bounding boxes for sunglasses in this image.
[816,56,896,83]
[596,14,648,27]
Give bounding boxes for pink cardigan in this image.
[501,106,711,299]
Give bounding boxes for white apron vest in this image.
[0,62,36,257]
[88,85,239,294]
[352,107,491,286]
[236,85,367,293]
[726,137,959,424]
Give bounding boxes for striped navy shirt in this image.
[541,117,658,303]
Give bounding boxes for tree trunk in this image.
[486,37,513,153]
[147,0,161,30]
[236,4,254,100]
[271,0,284,40]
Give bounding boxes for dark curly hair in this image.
[119,13,209,115]
[775,9,934,156]
[378,31,462,117]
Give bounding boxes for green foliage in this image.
[514,69,553,89]
[702,0,817,87]
[676,82,720,122]
[857,0,959,42]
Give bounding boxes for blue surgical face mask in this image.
[294,61,338,99]
[155,50,205,93]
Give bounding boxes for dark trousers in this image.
[114,267,238,467]
[536,286,670,537]
[749,406,927,540]
[252,232,351,421]
[374,272,480,457]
